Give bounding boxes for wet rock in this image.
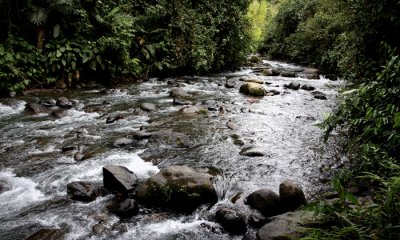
[92,223,106,236]
[306,74,320,80]
[301,84,315,91]
[256,211,313,240]
[325,74,338,81]
[106,114,124,124]
[173,98,193,106]
[303,68,319,74]
[233,139,245,146]
[67,181,102,202]
[239,83,265,96]
[240,147,268,157]
[279,180,307,211]
[136,165,217,211]
[25,103,49,114]
[108,199,139,218]
[113,138,134,148]
[40,99,57,107]
[225,82,235,88]
[131,130,153,140]
[245,189,282,217]
[140,103,156,112]
[147,130,192,149]
[0,179,11,193]
[74,152,93,161]
[249,55,262,63]
[280,71,296,78]
[216,207,247,234]
[261,69,274,76]
[51,110,69,118]
[245,79,264,84]
[178,106,206,115]
[56,97,73,108]
[265,89,280,96]
[284,82,300,90]
[170,88,190,98]
[249,212,269,228]
[103,165,138,196]
[226,121,237,130]
[25,228,65,240]
[312,91,327,100]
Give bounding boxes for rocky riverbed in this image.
[0,60,344,239]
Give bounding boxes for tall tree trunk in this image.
[37,26,45,49]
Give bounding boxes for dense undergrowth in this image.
[0,0,251,93]
[259,0,400,239]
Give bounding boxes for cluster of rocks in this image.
[67,164,218,217]
[25,96,80,115]
[213,180,310,239]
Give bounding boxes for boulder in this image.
[131,130,153,140]
[249,55,262,63]
[136,165,217,211]
[280,71,296,78]
[73,152,93,161]
[25,103,49,114]
[265,89,280,96]
[173,99,193,106]
[248,212,269,228]
[106,114,124,124]
[306,74,320,80]
[216,207,247,235]
[56,97,73,108]
[67,181,102,202]
[178,106,206,115]
[108,199,139,218]
[239,83,265,96]
[103,165,138,196]
[279,180,307,211]
[113,138,134,148]
[303,68,319,74]
[325,74,338,81]
[25,228,65,240]
[256,211,313,240]
[140,103,156,112]
[284,82,300,90]
[300,84,315,91]
[40,99,57,107]
[170,88,190,98]
[245,189,282,217]
[262,69,274,76]
[245,79,264,84]
[240,147,268,157]
[312,91,327,100]
[225,82,235,89]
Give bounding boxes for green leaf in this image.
[71,61,76,70]
[56,50,62,58]
[53,24,60,38]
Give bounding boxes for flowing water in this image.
[0,61,343,239]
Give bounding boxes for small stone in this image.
[140,103,156,112]
[301,84,315,91]
[106,114,124,124]
[284,82,300,90]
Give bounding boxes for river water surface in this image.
[0,61,343,239]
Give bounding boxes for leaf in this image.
[53,24,61,38]
[60,47,66,53]
[71,61,76,70]
[56,50,62,58]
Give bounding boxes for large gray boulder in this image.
[279,180,307,211]
[240,82,265,96]
[256,211,313,240]
[245,188,282,217]
[103,165,138,196]
[136,165,217,211]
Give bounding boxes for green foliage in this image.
[0,37,45,92]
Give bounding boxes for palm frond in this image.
[29,6,49,25]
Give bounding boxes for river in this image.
[0,61,343,239]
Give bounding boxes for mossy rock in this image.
[136,165,217,211]
[239,82,265,96]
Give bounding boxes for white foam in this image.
[0,170,47,218]
[0,101,26,117]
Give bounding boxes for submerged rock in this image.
[103,165,138,197]
[140,103,156,112]
[216,207,247,235]
[284,82,300,90]
[173,98,193,106]
[280,71,296,78]
[301,84,315,91]
[239,83,265,96]
[240,146,268,157]
[245,188,282,217]
[67,181,103,202]
[25,103,49,114]
[106,114,124,124]
[279,180,307,211]
[113,138,134,148]
[25,228,65,240]
[170,88,190,98]
[256,211,313,240]
[312,91,327,100]
[178,106,207,115]
[56,97,73,108]
[136,165,217,211]
[108,199,139,218]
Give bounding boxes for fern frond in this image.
[29,6,49,25]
